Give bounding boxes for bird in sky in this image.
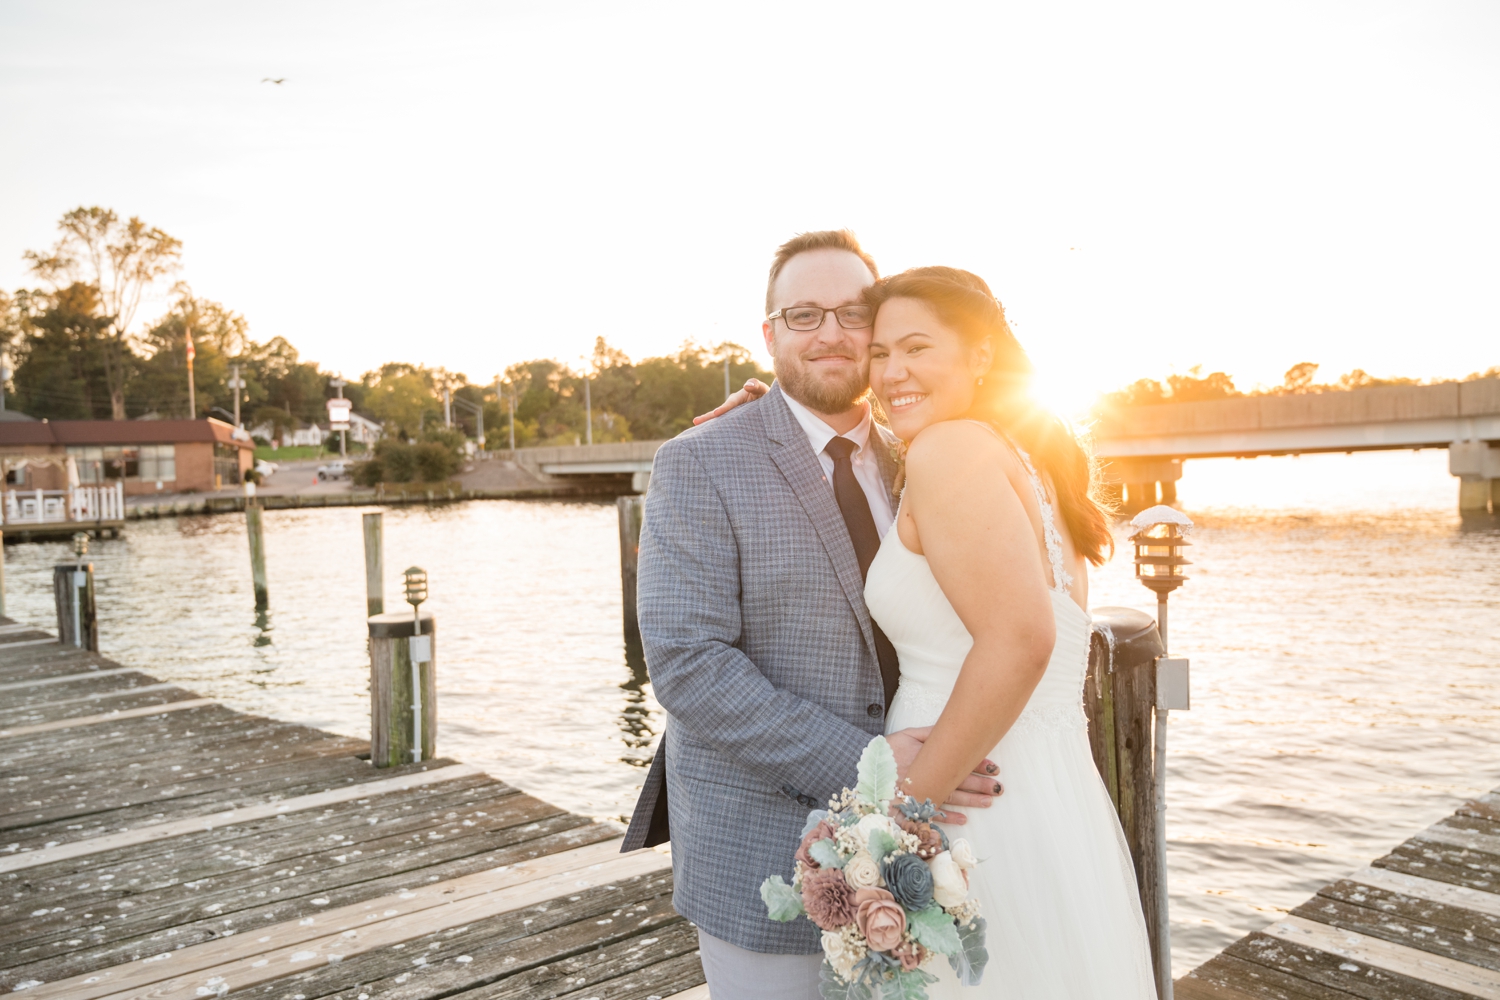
[261,77,286,85]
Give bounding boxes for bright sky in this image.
[1,1,1496,415]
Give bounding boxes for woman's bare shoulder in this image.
[905,419,1021,483]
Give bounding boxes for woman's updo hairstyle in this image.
[863,266,1115,566]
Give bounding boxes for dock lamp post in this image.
[403,566,428,629]
[1130,505,1194,1000]
[403,566,430,763]
[53,532,98,652]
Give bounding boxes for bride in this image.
[859,265,1155,998]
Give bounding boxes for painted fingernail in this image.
[985,763,998,774]
[993,782,1003,795]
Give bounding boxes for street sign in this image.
[327,398,352,431]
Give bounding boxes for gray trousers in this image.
[697,928,822,1000]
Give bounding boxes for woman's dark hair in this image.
[863,266,1115,566]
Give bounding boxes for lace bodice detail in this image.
[1007,438,1076,595]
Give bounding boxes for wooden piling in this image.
[245,504,268,610]
[363,511,384,616]
[52,562,98,652]
[617,495,644,644]
[1085,606,1165,987]
[368,611,436,768]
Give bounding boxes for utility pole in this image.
[185,316,197,418]
[583,370,593,445]
[229,364,245,428]
[507,384,516,451]
[330,377,347,458]
[443,383,452,428]
[724,357,731,400]
[0,349,10,412]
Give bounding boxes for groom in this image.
[622,230,1000,998]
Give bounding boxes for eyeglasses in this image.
[767,303,874,332]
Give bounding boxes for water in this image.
[2,448,1497,975]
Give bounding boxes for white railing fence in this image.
[2,483,125,526]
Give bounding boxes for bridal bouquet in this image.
[760,736,988,999]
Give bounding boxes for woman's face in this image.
[870,297,991,441]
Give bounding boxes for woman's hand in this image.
[692,378,770,425]
[887,725,1002,826]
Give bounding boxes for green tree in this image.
[24,207,182,419]
[1164,367,1238,403]
[362,364,440,439]
[132,287,251,419]
[10,283,116,419]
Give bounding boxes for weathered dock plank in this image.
[0,620,704,1000]
[1178,788,1500,1000]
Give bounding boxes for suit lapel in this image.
[760,385,881,664]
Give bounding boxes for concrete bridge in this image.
[1092,377,1499,512]
[499,378,1500,514]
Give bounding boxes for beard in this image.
[773,349,871,414]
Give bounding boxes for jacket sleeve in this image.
[637,437,870,806]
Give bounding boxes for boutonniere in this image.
[889,439,908,499]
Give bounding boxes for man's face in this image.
[762,249,876,415]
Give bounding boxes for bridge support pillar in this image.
[1449,441,1499,515]
[1128,482,1158,508]
[1102,458,1183,512]
[1457,479,1493,513]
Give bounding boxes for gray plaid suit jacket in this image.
[621,382,901,953]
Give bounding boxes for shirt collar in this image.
[782,390,874,459]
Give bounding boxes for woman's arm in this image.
[897,421,1057,811]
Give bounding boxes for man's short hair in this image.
[765,230,880,315]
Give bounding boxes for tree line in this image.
[1,206,774,450]
[1097,361,1500,410]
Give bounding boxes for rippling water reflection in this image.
[2,448,1496,974]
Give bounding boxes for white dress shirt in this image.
[781,392,895,538]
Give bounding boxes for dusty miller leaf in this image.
[907,904,961,955]
[760,875,805,922]
[819,960,853,1000]
[866,827,898,864]
[947,915,989,985]
[856,735,897,805]
[801,809,830,838]
[809,838,845,869]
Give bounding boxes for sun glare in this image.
[1028,370,1101,425]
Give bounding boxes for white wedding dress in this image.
[865,435,1156,999]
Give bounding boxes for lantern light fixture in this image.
[1130,505,1193,602]
[403,566,427,609]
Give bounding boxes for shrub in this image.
[350,433,461,485]
[351,459,383,486]
[414,442,457,481]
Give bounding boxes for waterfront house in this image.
[0,416,254,494]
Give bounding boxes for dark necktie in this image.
[823,437,901,708]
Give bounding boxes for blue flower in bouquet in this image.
[881,851,935,911]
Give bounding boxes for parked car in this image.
[316,460,349,481]
[254,459,279,478]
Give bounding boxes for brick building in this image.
[0,417,254,495]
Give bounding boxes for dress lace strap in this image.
[965,421,1075,595]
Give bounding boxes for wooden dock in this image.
[1177,788,1500,1000]
[0,619,707,1000]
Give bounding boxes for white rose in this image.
[842,850,882,890]
[949,838,978,871]
[822,930,858,982]
[856,813,896,848]
[928,850,970,908]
